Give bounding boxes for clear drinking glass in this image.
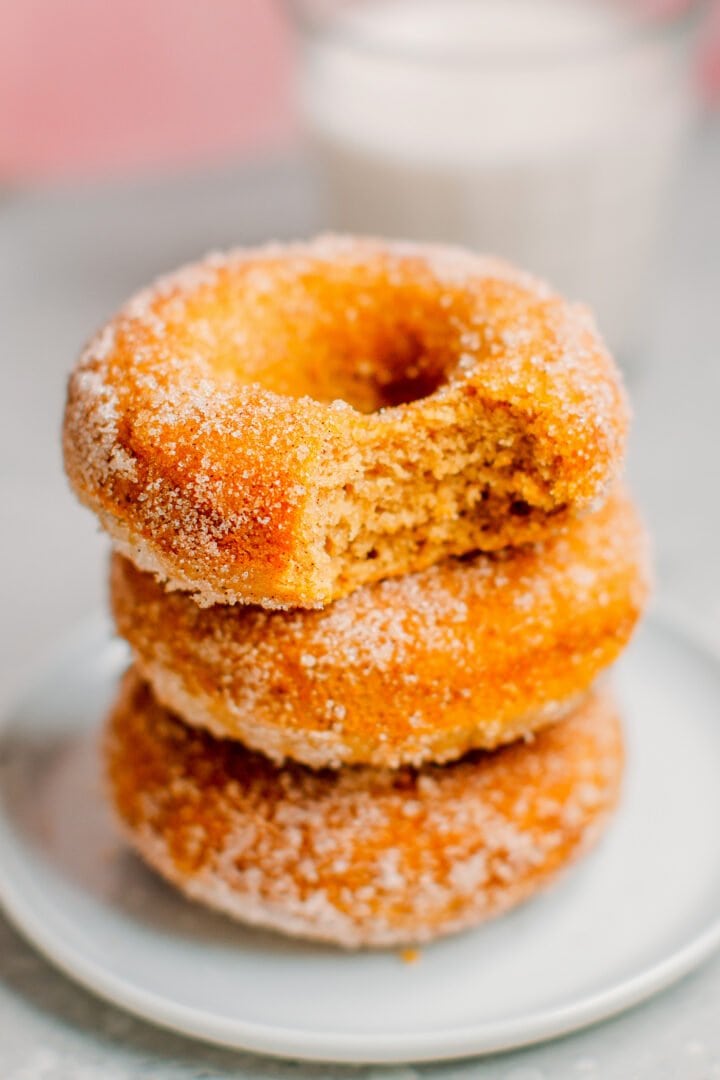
[292,0,705,360]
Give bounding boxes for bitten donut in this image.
[105,672,624,948]
[110,488,648,768]
[65,236,628,609]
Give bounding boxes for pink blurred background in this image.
[1,0,718,185]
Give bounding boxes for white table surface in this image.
[1,122,719,1078]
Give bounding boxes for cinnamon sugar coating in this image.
[64,236,628,609]
[110,489,648,769]
[105,671,624,948]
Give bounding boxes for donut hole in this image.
[372,367,447,410]
[238,317,450,414]
[202,265,463,413]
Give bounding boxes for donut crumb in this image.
[400,947,422,964]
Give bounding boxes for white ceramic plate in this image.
[1,616,720,1065]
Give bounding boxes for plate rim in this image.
[1,614,720,1065]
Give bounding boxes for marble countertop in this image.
[1,122,719,1078]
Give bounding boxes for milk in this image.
[298,0,697,354]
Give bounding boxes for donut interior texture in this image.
[64,237,628,608]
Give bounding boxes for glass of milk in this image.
[292,0,703,359]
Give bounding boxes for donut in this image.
[105,671,624,948]
[110,488,648,769]
[64,236,628,609]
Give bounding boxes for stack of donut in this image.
[63,237,649,948]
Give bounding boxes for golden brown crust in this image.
[64,236,628,609]
[110,489,649,768]
[105,672,624,948]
